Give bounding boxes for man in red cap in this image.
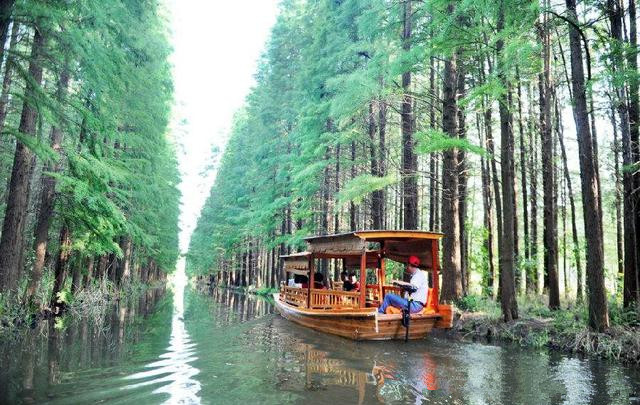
[378,255,428,314]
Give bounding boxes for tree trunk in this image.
[0,27,46,293]
[457,63,469,295]
[26,64,71,306]
[401,0,417,230]
[610,103,624,281]
[539,16,560,309]
[480,112,496,294]
[497,0,518,321]
[516,68,530,293]
[566,0,609,331]
[50,225,71,310]
[369,102,383,229]
[0,0,14,61]
[440,46,462,302]
[608,0,639,308]
[528,81,540,294]
[0,21,18,134]
[378,82,387,228]
[557,97,583,301]
[628,0,640,310]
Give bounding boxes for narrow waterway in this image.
[1,278,639,404]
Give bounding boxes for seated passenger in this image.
[378,256,427,314]
[348,273,360,292]
[294,274,309,288]
[314,272,327,289]
[341,271,354,291]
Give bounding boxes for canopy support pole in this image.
[308,254,315,308]
[431,239,439,310]
[359,250,366,308]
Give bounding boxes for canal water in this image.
[1,276,639,404]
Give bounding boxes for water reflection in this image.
[124,262,201,403]
[1,285,639,404]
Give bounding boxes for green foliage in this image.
[336,174,396,209]
[415,130,486,156]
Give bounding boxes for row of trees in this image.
[187,0,640,331]
[0,0,180,312]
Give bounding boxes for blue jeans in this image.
[378,293,424,314]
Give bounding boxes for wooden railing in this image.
[309,289,360,310]
[280,286,308,308]
[382,285,403,297]
[365,284,381,303]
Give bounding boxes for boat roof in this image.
[303,230,443,243]
[280,230,441,270]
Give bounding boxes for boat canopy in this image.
[280,230,443,310]
[301,230,443,270]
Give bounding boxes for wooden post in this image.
[360,250,366,308]
[378,242,386,301]
[308,255,315,308]
[431,239,439,309]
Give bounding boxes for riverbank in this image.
[445,295,640,366]
[0,279,164,337]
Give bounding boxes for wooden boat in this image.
[273,230,453,341]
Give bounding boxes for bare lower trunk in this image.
[497,0,518,321]
[441,48,462,302]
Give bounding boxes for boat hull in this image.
[273,293,440,341]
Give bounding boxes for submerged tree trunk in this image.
[0,27,46,293]
[566,0,608,331]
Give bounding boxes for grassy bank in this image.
[448,295,640,365]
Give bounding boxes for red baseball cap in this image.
[408,255,420,266]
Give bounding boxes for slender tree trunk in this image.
[608,0,639,308]
[516,68,530,293]
[441,46,462,302]
[369,102,383,229]
[610,103,624,280]
[566,0,609,331]
[457,64,469,295]
[50,225,71,310]
[628,0,640,309]
[497,0,518,321]
[529,83,539,294]
[557,97,583,301]
[401,0,418,230]
[378,82,387,229]
[539,16,560,309]
[0,27,46,293]
[0,21,18,134]
[26,64,71,306]
[479,112,496,294]
[0,0,14,61]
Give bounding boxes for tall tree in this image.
[496,0,518,321]
[539,12,560,309]
[0,25,46,293]
[566,0,609,331]
[401,0,418,229]
[441,44,463,302]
